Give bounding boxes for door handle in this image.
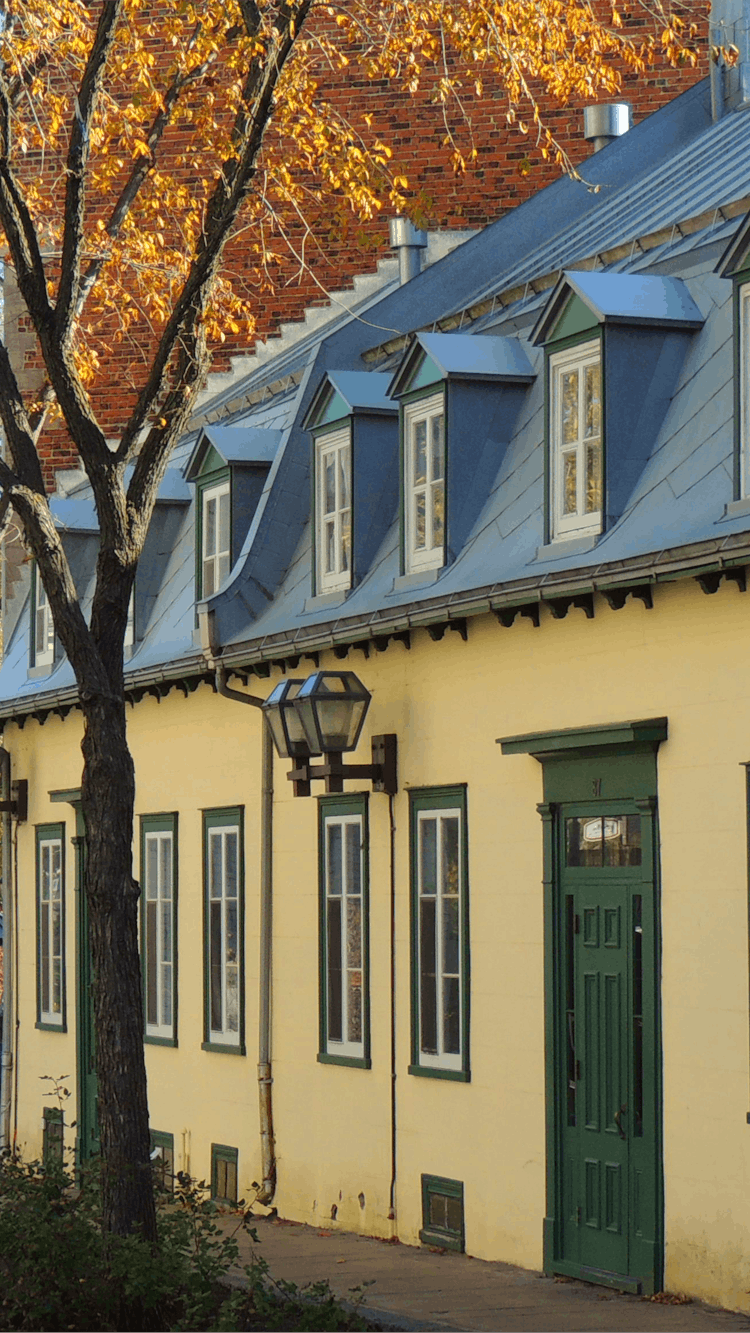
[614,1104,627,1140]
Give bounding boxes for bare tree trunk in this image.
[81,691,157,1244]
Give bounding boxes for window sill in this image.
[145,1033,178,1048]
[721,497,750,521]
[201,1040,246,1056]
[408,1064,470,1082]
[419,1228,464,1253]
[392,568,442,594]
[535,532,600,563]
[28,662,57,680]
[36,1020,66,1033]
[317,1052,371,1069]
[305,589,351,612]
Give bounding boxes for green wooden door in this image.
[555,799,659,1291]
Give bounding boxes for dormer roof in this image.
[716,207,750,277]
[532,270,705,345]
[183,424,282,481]
[303,371,395,431]
[389,332,535,399]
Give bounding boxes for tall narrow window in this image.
[33,565,55,668]
[36,824,65,1029]
[549,339,602,539]
[409,788,469,1079]
[318,796,370,1067]
[404,392,445,572]
[201,480,231,597]
[315,427,351,594]
[203,808,244,1052]
[141,814,177,1045]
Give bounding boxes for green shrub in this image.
[0,1150,371,1331]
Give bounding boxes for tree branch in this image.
[56,0,127,347]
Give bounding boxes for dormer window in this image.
[315,427,351,593]
[32,564,54,668]
[201,479,231,598]
[184,424,280,603]
[549,340,602,539]
[532,271,703,547]
[404,392,445,571]
[717,214,750,501]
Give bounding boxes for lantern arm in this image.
[287,735,397,797]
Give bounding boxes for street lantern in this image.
[295,671,371,755]
[262,679,321,759]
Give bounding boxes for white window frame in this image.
[315,426,352,594]
[740,284,750,496]
[404,391,445,573]
[321,807,366,1061]
[205,817,242,1048]
[124,589,135,649]
[414,803,464,1072]
[549,339,603,540]
[201,479,231,598]
[143,824,176,1042]
[33,565,54,668]
[37,829,64,1027]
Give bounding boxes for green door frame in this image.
[50,788,98,1167]
[499,718,667,1295]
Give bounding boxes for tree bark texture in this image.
[81,690,157,1244]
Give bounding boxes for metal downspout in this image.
[0,746,13,1150]
[213,663,277,1204]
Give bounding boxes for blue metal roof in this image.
[3,77,750,712]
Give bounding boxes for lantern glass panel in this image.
[295,671,371,754]
[263,680,319,758]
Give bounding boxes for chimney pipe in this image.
[389,217,428,284]
[583,103,631,153]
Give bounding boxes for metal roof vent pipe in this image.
[583,103,631,152]
[389,217,428,284]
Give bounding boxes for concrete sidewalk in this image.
[231,1213,750,1333]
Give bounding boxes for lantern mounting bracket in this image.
[287,734,397,798]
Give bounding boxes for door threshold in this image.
[549,1260,643,1295]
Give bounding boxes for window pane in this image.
[204,496,216,558]
[562,369,578,443]
[585,441,602,514]
[420,898,438,1054]
[345,823,361,896]
[563,451,577,516]
[443,976,460,1054]
[41,907,50,1014]
[324,518,336,575]
[210,901,223,1030]
[52,958,62,1015]
[431,414,444,481]
[584,362,601,438]
[324,453,336,514]
[346,897,362,969]
[413,420,427,484]
[161,899,172,964]
[218,489,230,556]
[339,446,350,508]
[347,971,362,1044]
[160,837,172,898]
[340,508,351,572]
[226,964,239,1032]
[147,901,157,1025]
[203,558,215,598]
[431,480,445,550]
[414,491,426,549]
[327,823,342,895]
[209,833,222,898]
[442,817,459,895]
[146,838,158,900]
[443,895,459,975]
[420,818,437,894]
[226,900,238,962]
[225,833,238,899]
[218,552,231,587]
[327,899,343,1041]
[161,963,172,1027]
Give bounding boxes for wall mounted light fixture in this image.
[262,671,397,797]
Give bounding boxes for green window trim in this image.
[202,807,245,1055]
[150,1129,175,1193]
[195,466,232,603]
[733,269,750,500]
[140,813,178,1047]
[211,1142,239,1205]
[318,794,371,1068]
[35,823,66,1032]
[420,1174,465,1252]
[409,785,470,1080]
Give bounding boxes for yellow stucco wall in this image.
[6,573,750,1309]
